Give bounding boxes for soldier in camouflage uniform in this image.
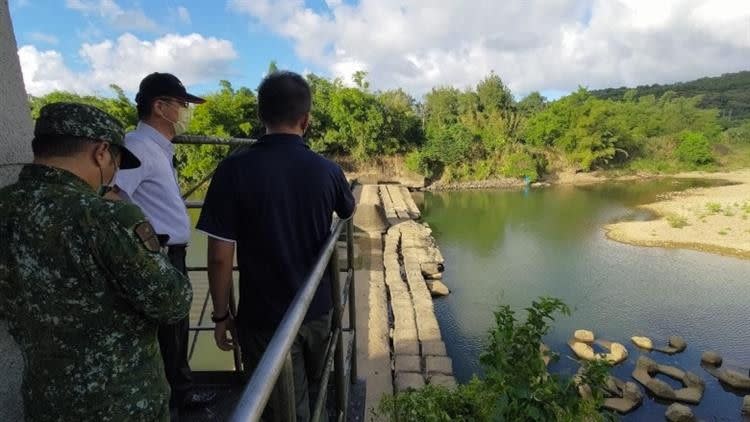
[0,102,193,421]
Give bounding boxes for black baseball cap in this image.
[135,72,206,105]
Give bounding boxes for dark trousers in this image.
[161,245,193,411]
[239,312,332,422]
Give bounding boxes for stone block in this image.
[394,338,419,355]
[665,403,695,422]
[395,355,421,373]
[422,340,447,356]
[429,374,457,389]
[426,356,453,375]
[395,372,424,392]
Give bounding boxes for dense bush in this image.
[676,131,713,165]
[379,298,612,421]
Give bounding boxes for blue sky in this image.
[9,0,315,96]
[8,0,750,102]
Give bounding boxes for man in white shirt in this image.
[112,72,214,419]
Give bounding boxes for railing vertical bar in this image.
[346,220,358,384]
[329,248,347,422]
[229,221,346,422]
[311,329,340,422]
[188,288,212,360]
[275,353,296,422]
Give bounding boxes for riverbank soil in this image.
[605,170,750,259]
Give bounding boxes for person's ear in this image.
[301,112,311,133]
[92,142,110,168]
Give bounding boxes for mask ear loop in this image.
[98,144,116,197]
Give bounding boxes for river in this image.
[420,179,750,420]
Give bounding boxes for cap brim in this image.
[119,146,141,170]
[184,93,206,104]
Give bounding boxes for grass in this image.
[666,214,689,228]
[718,230,728,235]
[706,202,723,214]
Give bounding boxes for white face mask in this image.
[161,102,192,136]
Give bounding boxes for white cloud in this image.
[176,6,191,25]
[28,32,59,45]
[66,0,159,33]
[229,0,750,97]
[18,33,238,96]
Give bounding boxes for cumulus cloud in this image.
[66,0,159,33]
[229,0,750,97]
[19,33,238,96]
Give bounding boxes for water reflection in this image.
[424,179,749,420]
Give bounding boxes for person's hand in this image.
[214,315,237,351]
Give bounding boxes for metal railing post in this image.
[273,353,296,422]
[346,220,357,384]
[329,248,347,422]
[230,221,346,422]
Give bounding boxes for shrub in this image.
[379,298,611,421]
[706,202,722,214]
[666,214,689,228]
[675,131,713,165]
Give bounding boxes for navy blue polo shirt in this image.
[196,134,355,330]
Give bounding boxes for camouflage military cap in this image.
[34,102,140,169]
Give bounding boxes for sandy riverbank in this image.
[605,170,750,259]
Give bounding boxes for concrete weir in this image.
[355,183,454,409]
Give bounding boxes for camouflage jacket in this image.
[0,165,193,422]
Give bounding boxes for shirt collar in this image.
[19,164,93,193]
[136,121,174,155]
[257,133,307,147]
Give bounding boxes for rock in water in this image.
[718,369,750,390]
[428,280,450,297]
[606,342,628,364]
[420,262,442,278]
[646,378,677,400]
[571,342,596,361]
[743,396,750,414]
[669,336,687,352]
[701,351,723,366]
[574,329,595,343]
[631,336,653,350]
[665,403,695,422]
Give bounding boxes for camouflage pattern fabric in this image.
[34,102,125,146]
[33,102,140,169]
[0,164,193,422]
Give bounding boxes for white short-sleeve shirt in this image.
[113,122,191,245]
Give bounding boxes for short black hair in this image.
[257,71,311,127]
[136,99,154,120]
[32,135,100,158]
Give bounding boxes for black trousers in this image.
[161,245,192,410]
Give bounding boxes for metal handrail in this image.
[229,217,352,422]
[176,135,357,421]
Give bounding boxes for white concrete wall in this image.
[0,0,31,420]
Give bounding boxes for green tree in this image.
[476,72,513,112]
[29,85,137,130]
[267,60,279,74]
[175,80,259,189]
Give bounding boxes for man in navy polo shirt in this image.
[196,71,355,421]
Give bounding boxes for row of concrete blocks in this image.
[379,185,421,222]
[382,222,456,392]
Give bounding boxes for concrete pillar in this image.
[0,0,32,420]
